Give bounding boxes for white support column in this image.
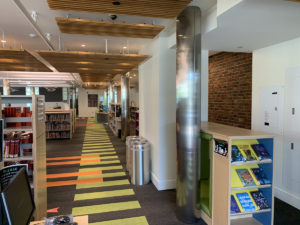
[3,79,11,95]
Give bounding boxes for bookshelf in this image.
[45,109,74,139]
[108,103,121,137]
[200,122,274,225]
[1,95,47,220]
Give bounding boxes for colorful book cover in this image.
[231,145,244,162]
[237,145,258,161]
[231,195,241,214]
[236,192,257,212]
[251,144,271,160]
[251,168,271,185]
[250,191,270,210]
[236,169,256,186]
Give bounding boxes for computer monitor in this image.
[1,167,35,225]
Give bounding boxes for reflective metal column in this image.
[176,6,201,223]
[3,79,11,95]
[121,74,130,141]
[108,82,113,106]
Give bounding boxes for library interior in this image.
[0,0,300,225]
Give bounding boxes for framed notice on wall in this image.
[88,94,98,107]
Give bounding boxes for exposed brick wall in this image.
[208,52,252,129]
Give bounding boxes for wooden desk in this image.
[30,215,88,225]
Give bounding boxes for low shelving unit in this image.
[108,103,121,137]
[45,109,74,140]
[1,95,46,220]
[199,122,274,225]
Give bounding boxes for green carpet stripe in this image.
[72,201,141,216]
[89,216,149,225]
[83,144,113,147]
[83,146,114,149]
[79,166,122,172]
[100,156,118,160]
[82,149,115,153]
[76,179,130,189]
[80,160,120,166]
[74,189,134,201]
[78,172,125,180]
[81,152,117,156]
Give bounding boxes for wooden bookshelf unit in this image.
[199,122,274,225]
[1,95,47,220]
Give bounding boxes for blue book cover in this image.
[236,192,256,212]
[251,144,271,160]
[231,195,241,214]
[251,168,271,185]
[250,191,270,210]
[231,145,244,162]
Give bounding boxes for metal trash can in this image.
[131,140,150,185]
[126,136,137,171]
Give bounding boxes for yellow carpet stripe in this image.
[80,160,120,166]
[82,149,115,153]
[81,152,117,156]
[78,172,126,180]
[72,201,141,216]
[89,216,149,225]
[79,166,122,172]
[83,144,113,147]
[82,146,114,150]
[76,179,130,189]
[74,189,134,201]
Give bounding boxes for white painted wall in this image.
[217,0,242,16]
[78,87,104,118]
[252,36,300,210]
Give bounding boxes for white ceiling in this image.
[203,0,300,52]
[0,0,300,55]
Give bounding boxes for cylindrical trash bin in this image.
[127,137,145,174]
[125,136,137,171]
[131,141,150,185]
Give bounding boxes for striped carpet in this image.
[46,119,149,224]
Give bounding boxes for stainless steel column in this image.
[108,82,113,107]
[72,87,76,109]
[176,6,201,223]
[121,74,130,141]
[3,79,11,95]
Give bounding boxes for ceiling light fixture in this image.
[123,46,127,49]
[29,33,37,38]
[81,44,86,47]
[1,40,6,43]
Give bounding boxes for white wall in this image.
[45,102,69,110]
[217,0,242,16]
[78,87,104,117]
[252,36,300,210]
[129,85,139,107]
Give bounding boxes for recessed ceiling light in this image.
[81,44,86,47]
[112,1,121,6]
[1,40,7,43]
[29,33,37,38]
[123,46,127,49]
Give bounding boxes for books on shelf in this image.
[46,121,70,130]
[230,195,241,214]
[250,190,270,210]
[236,169,256,187]
[251,168,271,185]
[251,144,271,160]
[231,145,244,162]
[236,145,258,161]
[46,114,70,121]
[236,192,256,212]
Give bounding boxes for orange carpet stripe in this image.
[47,170,102,179]
[47,159,100,166]
[47,177,104,187]
[47,155,99,161]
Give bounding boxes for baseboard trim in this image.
[275,187,300,210]
[151,172,176,190]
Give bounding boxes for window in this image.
[88,94,98,107]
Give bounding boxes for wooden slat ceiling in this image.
[37,50,149,82]
[0,49,51,72]
[56,17,165,39]
[47,0,192,18]
[83,86,107,90]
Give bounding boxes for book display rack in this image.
[108,103,121,137]
[45,109,75,140]
[200,122,274,225]
[0,95,47,220]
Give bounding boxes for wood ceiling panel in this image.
[0,49,51,72]
[37,50,149,83]
[47,0,192,18]
[56,17,164,39]
[83,86,107,90]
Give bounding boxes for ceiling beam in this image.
[25,49,58,72]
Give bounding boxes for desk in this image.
[30,215,88,225]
